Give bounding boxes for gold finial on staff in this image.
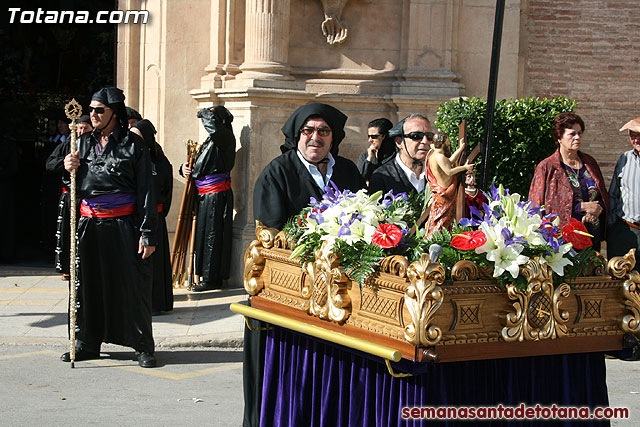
[64,98,82,368]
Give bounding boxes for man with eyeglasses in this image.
[60,86,158,368]
[247,102,364,426]
[607,117,640,270]
[369,113,434,196]
[253,102,365,230]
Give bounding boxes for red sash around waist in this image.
[197,180,231,194]
[80,202,137,218]
[157,203,164,213]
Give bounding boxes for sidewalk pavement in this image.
[0,264,247,349]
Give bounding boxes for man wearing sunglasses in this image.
[61,86,158,368]
[247,102,365,426]
[369,113,433,196]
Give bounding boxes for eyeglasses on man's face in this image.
[88,106,111,114]
[368,134,382,139]
[300,126,331,137]
[403,131,434,142]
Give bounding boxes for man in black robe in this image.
[180,106,235,292]
[253,102,365,230]
[132,119,174,313]
[61,86,157,368]
[369,114,434,197]
[245,103,365,426]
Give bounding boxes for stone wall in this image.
[524,0,640,183]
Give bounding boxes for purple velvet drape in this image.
[260,327,610,426]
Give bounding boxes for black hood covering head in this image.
[388,116,408,139]
[280,103,347,156]
[91,86,128,132]
[132,119,161,157]
[76,115,91,125]
[126,106,143,121]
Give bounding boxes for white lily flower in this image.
[541,243,573,276]
[486,243,529,279]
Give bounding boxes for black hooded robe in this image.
[151,148,174,312]
[245,103,365,427]
[186,109,236,289]
[74,128,157,354]
[133,119,174,313]
[46,140,72,275]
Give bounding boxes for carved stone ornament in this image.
[404,253,445,346]
[305,243,351,322]
[608,249,636,279]
[502,258,570,342]
[621,270,640,334]
[319,0,349,45]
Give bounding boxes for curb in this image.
[0,335,245,349]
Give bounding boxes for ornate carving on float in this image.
[621,270,640,335]
[319,0,349,45]
[502,257,570,342]
[305,243,351,323]
[244,240,265,296]
[404,254,445,346]
[255,220,278,249]
[274,231,294,250]
[608,249,636,279]
[380,255,409,278]
[451,260,493,281]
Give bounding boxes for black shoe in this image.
[138,352,156,368]
[60,349,100,362]
[192,283,214,292]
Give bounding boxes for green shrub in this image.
[435,97,578,196]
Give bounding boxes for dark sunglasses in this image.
[88,106,110,114]
[300,126,331,137]
[403,131,434,142]
[368,134,382,139]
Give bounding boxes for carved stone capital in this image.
[404,253,444,346]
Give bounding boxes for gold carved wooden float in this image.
[244,222,640,363]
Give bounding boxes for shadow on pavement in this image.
[105,349,243,367]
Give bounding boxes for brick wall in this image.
[525,0,640,184]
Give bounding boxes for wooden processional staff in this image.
[64,99,82,368]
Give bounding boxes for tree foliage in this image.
[435,97,578,196]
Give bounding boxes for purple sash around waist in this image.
[82,193,137,210]
[194,172,231,189]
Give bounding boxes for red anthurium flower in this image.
[561,218,593,250]
[451,230,487,250]
[372,223,403,249]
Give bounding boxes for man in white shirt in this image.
[608,117,640,270]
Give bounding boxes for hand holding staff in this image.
[64,99,82,368]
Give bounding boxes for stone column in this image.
[237,0,293,80]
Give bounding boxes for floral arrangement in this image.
[416,184,600,288]
[283,182,421,285]
[283,182,599,289]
